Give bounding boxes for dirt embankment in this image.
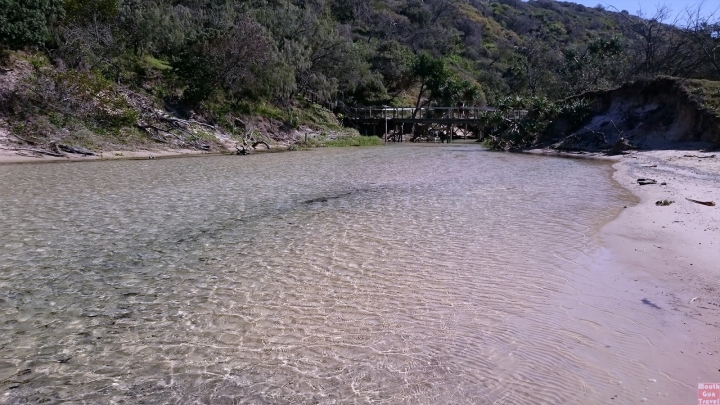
[547,77,720,153]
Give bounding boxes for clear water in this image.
[0,145,646,403]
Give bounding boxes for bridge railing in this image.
[347,106,527,120]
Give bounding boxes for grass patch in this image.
[296,131,382,149]
[234,101,286,122]
[143,55,172,71]
[324,135,383,147]
[295,100,343,130]
[679,78,720,115]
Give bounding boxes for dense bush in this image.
[482,96,592,150]
[0,0,64,49]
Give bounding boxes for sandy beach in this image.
[0,147,222,164]
[0,123,285,164]
[607,150,720,328]
[587,150,720,398]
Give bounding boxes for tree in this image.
[330,0,370,24]
[0,0,65,49]
[436,77,482,106]
[560,36,627,95]
[369,40,414,98]
[173,15,275,105]
[617,5,706,78]
[506,39,559,96]
[411,53,449,116]
[63,0,118,23]
[682,6,720,79]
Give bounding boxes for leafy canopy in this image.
[0,0,65,49]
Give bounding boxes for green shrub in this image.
[483,96,591,150]
[324,136,383,147]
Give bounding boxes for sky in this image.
[565,0,719,20]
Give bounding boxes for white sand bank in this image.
[584,150,720,401]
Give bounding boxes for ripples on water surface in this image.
[0,145,649,403]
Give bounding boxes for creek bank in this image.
[0,53,363,164]
[540,77,720,154]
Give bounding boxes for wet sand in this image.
[518,148,720,402]
[590,150,720,400]
[609,150,720,330]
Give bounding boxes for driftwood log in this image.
[686,198,716,207]
[58,144,95,155]
[252,141,270,149]
[11,148,65,157]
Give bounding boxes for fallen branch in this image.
[582,126,608,144]
[13,152,41,158]
[8,132,37,145]
[138,124,189,145]
[138,123,174,137]
[157,116,215,130]
[686,198,716,207]
[58,144,95,156]
[11,148,66,157]
[234,117,247,129]
[683,154,716,158]
[187,119,215,130]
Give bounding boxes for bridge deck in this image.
[346,107,527,122]
[351,118,486,124]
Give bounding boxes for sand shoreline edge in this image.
[0,146,294,165]
[591,149,720,394]
[525,148,720,398]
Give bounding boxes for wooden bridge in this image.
[344,106,527,141]
[347,106,526,123]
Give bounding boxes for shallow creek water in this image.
[0,144,689,404]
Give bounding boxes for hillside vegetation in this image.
[1,0,719,153]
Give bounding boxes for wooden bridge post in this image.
[384,115,388,144]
